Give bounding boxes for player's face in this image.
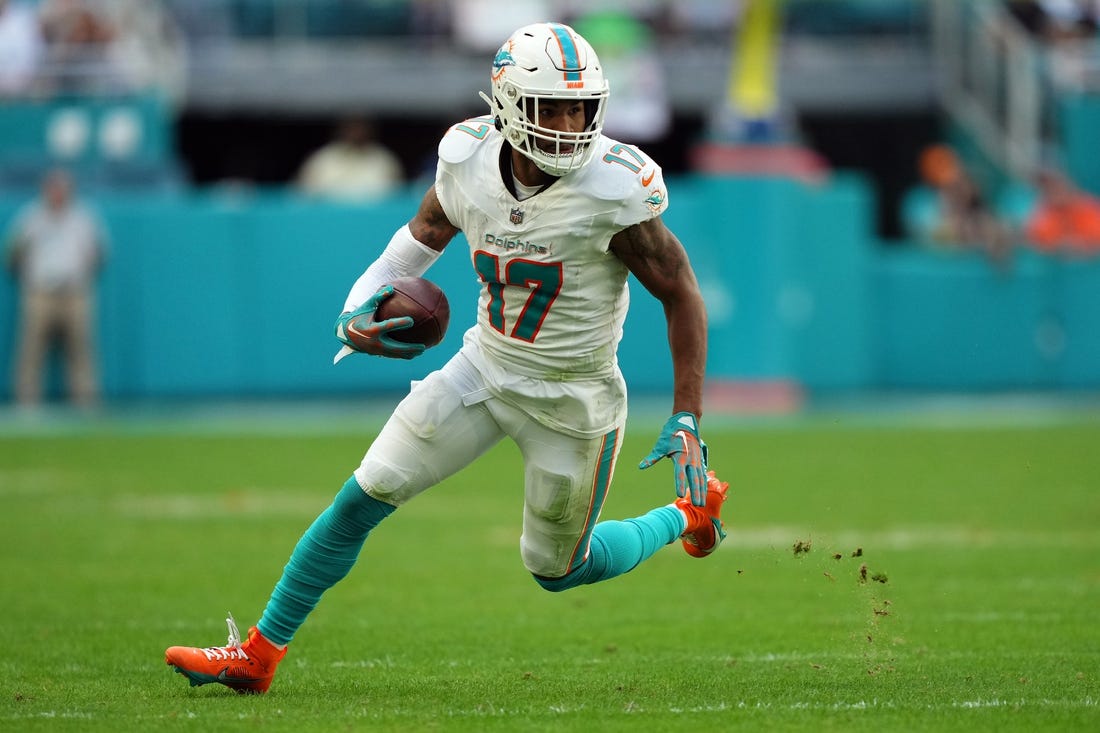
[531,99,587,152]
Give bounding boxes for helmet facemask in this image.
[479,23,609,177]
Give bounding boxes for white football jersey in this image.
[434,116,669,437]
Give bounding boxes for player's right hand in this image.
[334,285,426,360]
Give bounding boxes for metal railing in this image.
[930,0,1043,178]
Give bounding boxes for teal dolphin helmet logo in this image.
[492,44,516,80]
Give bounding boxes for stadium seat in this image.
[231,0,276,38]
[995,181,1039,232]
[900,184,941,241]
[305,0,411,38]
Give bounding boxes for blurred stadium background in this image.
[2,0,1099,410]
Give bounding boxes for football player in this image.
[165,22,730,694]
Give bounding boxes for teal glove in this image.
[335,285,426,360]
[638,412,709,506]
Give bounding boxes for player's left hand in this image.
[638,412,709,506]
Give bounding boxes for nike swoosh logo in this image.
[641,170,655,187]
[217,667,262,683]
[346,320,373,341]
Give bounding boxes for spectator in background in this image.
[97,0,188,104]
[1024,166,1100,255]
[1005,0,1100,90]
[38,0,117,94]
[1006,0,1098,39]
[0,0,44,96]
[4,169,108,407]
[297,117,405,202]
[913,144,1011,265]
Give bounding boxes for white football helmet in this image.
[479,23,609,176]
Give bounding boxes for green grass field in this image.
[2,401,1098,732]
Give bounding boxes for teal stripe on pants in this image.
[565,428,619,573]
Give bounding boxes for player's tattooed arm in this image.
[408,185,461,252]
[610,217,694,297]
[611,217,707,419]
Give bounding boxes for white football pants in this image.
[354,349,624,578]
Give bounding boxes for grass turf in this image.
[1,406,1098,731]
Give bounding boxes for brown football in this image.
[372,276,450,347]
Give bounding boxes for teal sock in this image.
[257,476,395,645]
[534,505,684,592]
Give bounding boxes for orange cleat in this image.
[675,470,729,558]
[165,614,286,694]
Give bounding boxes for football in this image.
[372,276,450,347]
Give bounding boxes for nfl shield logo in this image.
[510,207,524,225]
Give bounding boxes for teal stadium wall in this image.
[3,174,1099,403]
[1,89,1099,401]
[0,95,179,192]
[1059,94,1100,199]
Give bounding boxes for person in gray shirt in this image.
[5,168,108,406]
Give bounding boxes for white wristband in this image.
[342,224,442,312]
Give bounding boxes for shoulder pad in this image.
[574,138,669,223]
[438,116,499,165]
[577,138,663,201]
